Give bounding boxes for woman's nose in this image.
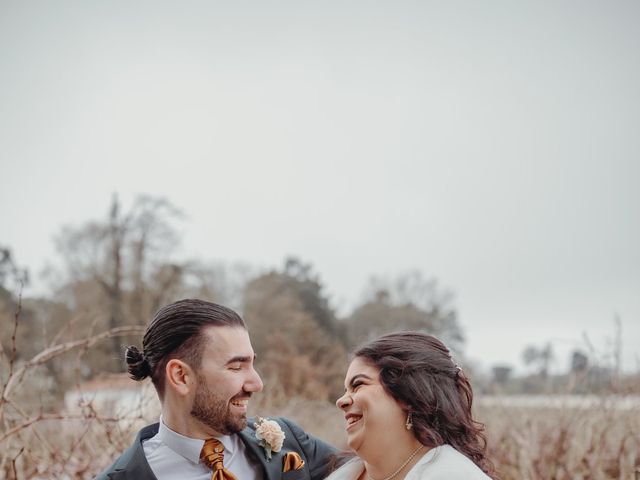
[336,392,352,409]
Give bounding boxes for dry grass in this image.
[278,399,640,480]
[480,403,640,480]
[2,416,132,479]
[2,393,640,479]
[1,308,638,479]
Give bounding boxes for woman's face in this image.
[335,357,408,455]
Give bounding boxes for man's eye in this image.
[229,364,242,371]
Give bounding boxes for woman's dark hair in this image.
[354,331,496,478]
[125,299,245,397]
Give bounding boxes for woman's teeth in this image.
[347,415,362,425]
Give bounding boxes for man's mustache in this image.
[230,391,253,401]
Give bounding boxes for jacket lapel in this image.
[108,456,156,480]
[108,424,159,480]
[238,428,284,480]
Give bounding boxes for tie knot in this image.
[201,438,225,471]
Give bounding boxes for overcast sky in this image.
[1,0,638,374]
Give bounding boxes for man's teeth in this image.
[231,399,248,406]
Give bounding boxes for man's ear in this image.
[165,359,194,397]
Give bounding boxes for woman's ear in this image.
[165,359,194,397]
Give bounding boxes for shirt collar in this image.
[158,418,237,465]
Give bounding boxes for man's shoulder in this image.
[94,423,159,479]
[242,416,337,479]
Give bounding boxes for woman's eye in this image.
[352,382,363,390]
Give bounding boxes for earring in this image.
[405,411,413,430]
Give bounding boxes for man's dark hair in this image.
[125,299,245,398]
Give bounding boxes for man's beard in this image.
[190,374,248,435]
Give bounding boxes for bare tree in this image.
[54,194,185,372]
[346,271,464,355]
[243,258,347,403]
[522,342,554,378]
[0,247,28,292]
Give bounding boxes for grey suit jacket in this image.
[95,417,336,480]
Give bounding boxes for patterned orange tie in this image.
[200,438,238,480]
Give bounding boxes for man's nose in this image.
[246,367,264,392]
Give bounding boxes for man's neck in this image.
[161,410,224,439]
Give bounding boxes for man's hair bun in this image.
[125,345,152,381]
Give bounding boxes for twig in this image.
[0,285,23,425]
[5,398,55,456]
[10,446,24,480]
[58,416,94,473]
[49,311,86,347]
[0,412,120,444]
[2,325,144,402]
[2,285,22,386]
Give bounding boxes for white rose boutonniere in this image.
[254,417,285,461]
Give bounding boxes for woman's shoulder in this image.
[408,444,491,480]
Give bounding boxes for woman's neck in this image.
[360,438,427,480]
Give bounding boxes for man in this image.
[96,299,336,480]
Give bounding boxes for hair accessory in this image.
[405,411,413,430]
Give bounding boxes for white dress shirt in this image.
[143,418,263,480]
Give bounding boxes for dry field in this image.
[283,397,640,480]
[478,399,640,480]
[2,393,639,479]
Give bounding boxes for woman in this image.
[327,332,496,480]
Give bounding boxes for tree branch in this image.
[0,412,121,444]
[1,325,144,406]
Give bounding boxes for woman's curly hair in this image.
[354,331,497,478]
